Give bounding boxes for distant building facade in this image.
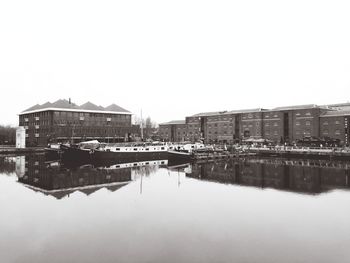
[159,120,187,142]
[159,103,350,146]
[18,99,135,146]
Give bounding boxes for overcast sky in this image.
[1,0,350,126]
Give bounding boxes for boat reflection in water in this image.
[12,154,350,197]
[186,158,350,195]
[16,154,168,199]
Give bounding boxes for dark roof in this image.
[21,99,130,114]
[79,188,99,196]
[105,183,129,192]
[159,120,186,125]
[105,103,129,112]
[51,99,79,109]
[80,102,104,111]
[23,104,41,112]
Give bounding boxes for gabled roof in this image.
[22,104,41,112]
[105,184,128,192]
[51,99,79,109]
[79,188,99,196]
[20,99,131,114]
[80,102,104,111]
[105,103,129,112]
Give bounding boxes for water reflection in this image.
[1,155,350,197]
[187,159,350,194]
[1,155,350,263]
[9,154,168,199]
[0,156,16,175]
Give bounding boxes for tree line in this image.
[133,116,158,141]
[0,125,16,145]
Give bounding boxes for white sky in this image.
[1,0,350,126]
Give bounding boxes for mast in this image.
[140,109,144,141]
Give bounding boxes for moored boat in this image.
[60,140,101,163]
[167,143,206,161]
[92,142,170,162]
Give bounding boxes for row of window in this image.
[322,130,341,135]
[296,121,311,126]
[323,120,341,125]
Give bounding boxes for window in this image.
[274,122,278,127]
[323,130,329,135]
[296,121,300,126]
[323,121,328,125]
[335,120,340,125]
[335,130,341,135]
[305,112,311,116]
[306,121,311,126]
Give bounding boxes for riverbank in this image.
[0,147,45,155]
[235,145,350,161]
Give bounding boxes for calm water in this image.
[1,154,350,263]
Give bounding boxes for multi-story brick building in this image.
[19,99,135,146]
[158,120,187,142]
[240,109,265,139]
[159,102,350,146]
[320,108,350,146]
[185,115,202,142]
[182,109,265,144]
[262,110,284,142]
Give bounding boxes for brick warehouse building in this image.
[19,99,137,146]
[158,120,187,142]
[159,103,350,146]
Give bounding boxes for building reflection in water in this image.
[186,158,350,195]
[7,154,350,197]
[0,156,17,175]
[15,154,168,199]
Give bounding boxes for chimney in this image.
[69,98,71,104]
